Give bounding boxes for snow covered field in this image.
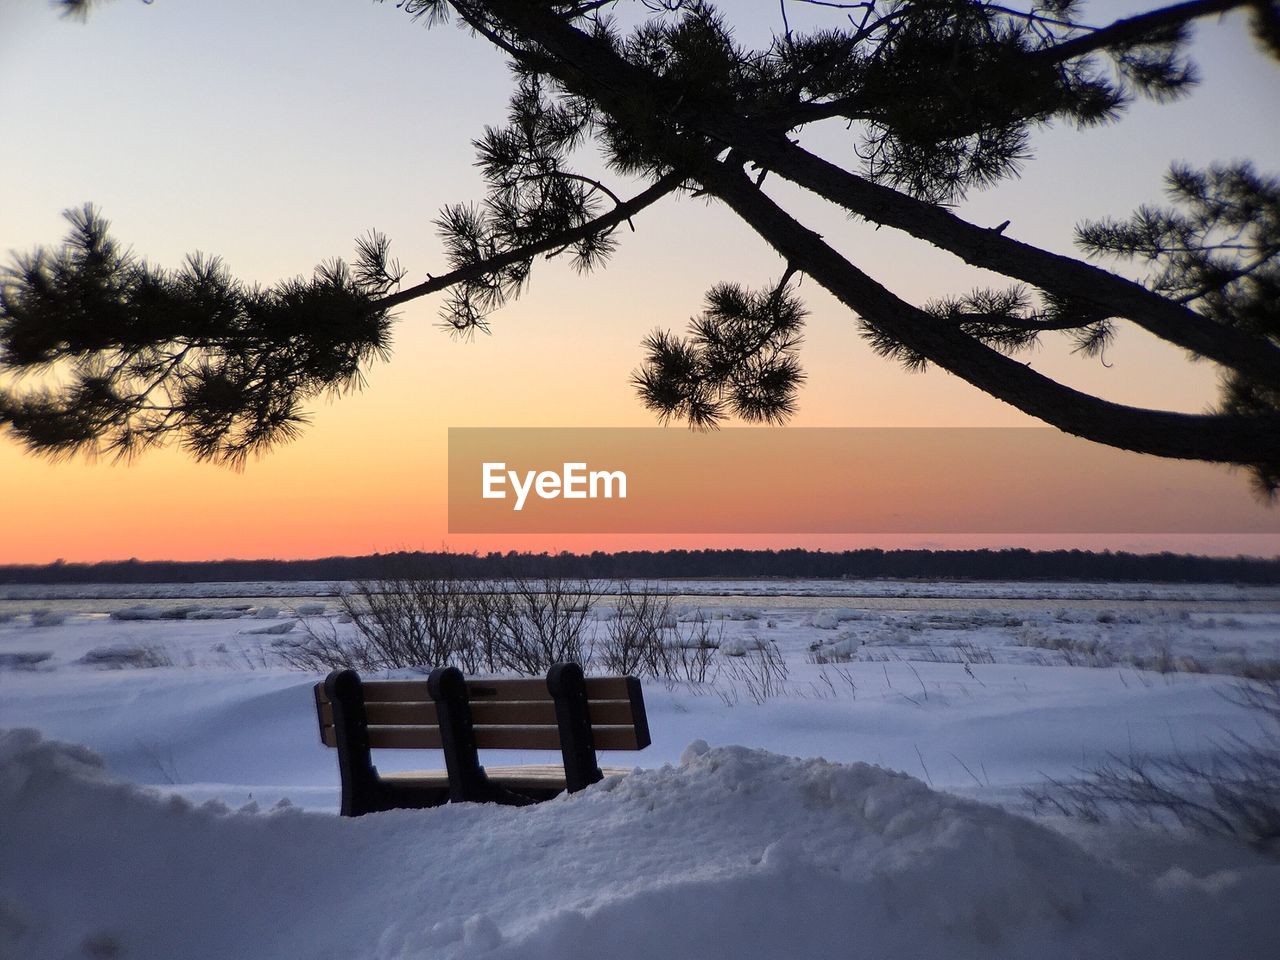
[2,580,1278,958]
[5,575,1280,603]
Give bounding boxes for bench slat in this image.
[321,723,648,751]
[321,725,442,749]
[317,700,435,727]
[359,725,558,750]
[381,764,635,791]
[576,725,647,751]
[464,676,631,701]
[312,681,329,742]
[348,680,431,703]
[317,675,634,704]
[317,698,640,728]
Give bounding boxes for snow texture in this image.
[2,580,1279,958]
[2,728,1277,960]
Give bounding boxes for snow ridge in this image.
[2,729,1274,960]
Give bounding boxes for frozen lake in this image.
[4,576,1279,618]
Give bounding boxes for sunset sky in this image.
[2,0,1278,563]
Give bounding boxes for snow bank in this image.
[241,622,296,636]
[186,607,248,620]
[11,578,1277,603]
[110,605,203,621]
[78,644,170,668]
[27,609,67,628]
[718,635,771,656]
[2,729,1275,960]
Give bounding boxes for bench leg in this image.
[428,666,533,805]
[324,669,386,817]
[547,662,604,793]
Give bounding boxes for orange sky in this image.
[2,1,1278,563]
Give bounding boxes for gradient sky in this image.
[1,0,1278,563]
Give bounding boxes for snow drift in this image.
[1,729,1275,960]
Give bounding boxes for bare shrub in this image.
[78,644,172,669]
[599,585,722,684]
[1239,660,1280,682]
[1018,623,1279,680]
[668,613,721,684]
[278,573,598,676]
[807,644,855,665]
[599,580,674,677]
[1015,626,1113,667]
[808,664,859,700]
[825,664,858,697]
[1027,679,1280,854]
[670,642,717,684]
[952,640,996,665]
[345,576,485,671]
[279,571,487,673]
[1137,632,1177,674]
[722,641,789,704]
[715,683,740,708]
[275,615,383,672]
[476,575,598,674]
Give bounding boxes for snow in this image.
[1,579,1278,958]
[242,621,296,635]
[2,728,1276,960]
[27,609,67,628]
[5,577,1279,604]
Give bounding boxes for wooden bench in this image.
[314,662,650,816]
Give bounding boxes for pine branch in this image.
[693,155,1279,468]
[375,172,684,311]
[472,0,1280,385]
[1029,0,1249,64]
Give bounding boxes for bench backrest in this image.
[314,670,650,752]
[315,663,649,809]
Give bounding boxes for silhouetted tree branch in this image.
[377,171,685,315]
[5,0,1279,493]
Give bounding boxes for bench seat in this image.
[381,764,636,792]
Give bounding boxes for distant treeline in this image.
[1,549,1277,585]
